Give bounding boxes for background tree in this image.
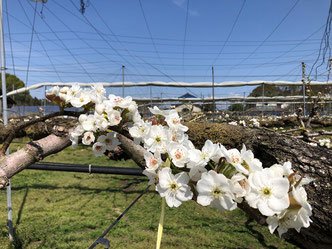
[228,103,246,112]
[0,73,42,106]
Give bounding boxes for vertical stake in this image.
[262,83,265,117]
[243,92,245,114]
[122,65,125,98]
[212,66,215,122]
[302,62,306,117]
[0,0,13,240]
[150,85,152,108]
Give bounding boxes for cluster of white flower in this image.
[249,118,260,128]
[46,84,139,156]
[46,84,314,237]
[318,138,331,149]
[239,120,246,126]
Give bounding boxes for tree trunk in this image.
[184,123,332,249]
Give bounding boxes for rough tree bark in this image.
[185,123,332,249]
[0,126,72,188]
[0,122,330,249]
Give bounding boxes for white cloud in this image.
[171,0,199,16]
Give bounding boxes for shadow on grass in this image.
[8,187,29,249]
[245,217,278,249]
[15,187,29,227]
[10,178,155,195]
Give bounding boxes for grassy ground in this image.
[0,139,297,248]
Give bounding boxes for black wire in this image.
[2,36,323,47]
[17,0,63,82]
[7,29,325,44]
[308,0,332,79]
[4,0,15,76]
[24,0,96,83]
[88,184,151,249]
[209,0,246,67]
[63,0,149,83]
[250,24,327,77]
[86,1,177,83]
[229,0,300,71]
[7,68,330,78]
[138,0,165,71]
[41,4,120,72]
[24,0,38,98]
[182,0,190,77]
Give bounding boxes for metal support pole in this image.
[212,66,215,122]
[0,0,13,240]
[242,92,245,115]
[301,62,306,117]
[302,83,306,117]
[262,83,264,117]
[121,65,125,98]
[150,86,152,107]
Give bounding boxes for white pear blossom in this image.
[270,161,294,177]
[92,142,107,157]
[129,121,151,144]
[188,140,218,168]
[106,109,122,126]
[46,86,59,96]
[97,132,120,151]
[250,118,260,127]
[188,166,207,182]
[58,87,70,101]
[82,131,95,145]
[144,151,161,171]
[94,115,110,131]
[127,102,138,113]
[168,142,189,168]
[81,114,98,132]
[240,145,263,174]
[67,84,81,99]
[196,170,237,211]
[156,168,193,207]
[144,125,168,153]
[231,173,250,203]
[318,138,331,148]
[246,168,290,216]
[70,92,91,108]
[142,151,162,185]
[267,186,312,237]
[165,110,188,132]
[108,94,133,108]
[143,169,158,185]
[70,125,84,148]
[92,83,106,97]
[220,146,246,175]
[167,129,188,144]
[95,103,106,115]
[149,106,170,117]
[70,134,79,148]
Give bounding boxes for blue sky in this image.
[2,0,331,99]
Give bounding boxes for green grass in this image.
[0,140,298,248]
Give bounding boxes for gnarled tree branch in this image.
[0,111,82,156]
[0,126,72,188]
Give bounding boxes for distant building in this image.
[179,92,197,99]
[175,103,202,114]
[176,93,202,114]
